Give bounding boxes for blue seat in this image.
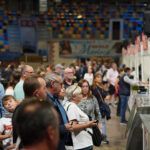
[4,41,8,45]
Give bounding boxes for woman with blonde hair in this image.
[64,85,97,150]
[92,73,110,144]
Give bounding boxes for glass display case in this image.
[140,114,150,150]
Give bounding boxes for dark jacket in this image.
[47,94,73,150]
[119,73,130,96]
[92,86,111,120]
[63,80,76,89]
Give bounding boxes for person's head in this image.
[64,68,74,80]
[8,70,22,88]
[2,95,17,112]
[23,75,47,99]
[88,66,92,74]
[55,64,64,73]
[45,72,63,97]
[92,73,103,89]
[112,63,117,71]
[86,61,91,67]
[124,67,131,75]
[69,65,76,74]
[22,65,34,80]
[66,85,82,104]
[37,67,46,77]
[78,79,93,98]
[118,68,124,76]
[15,98,59,150]
[122,64,126,69]
[132,67,135,72]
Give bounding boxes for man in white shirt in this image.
[119,67,139,125]
[106,63,118,105]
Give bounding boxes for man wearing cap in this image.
[55,64,65,80]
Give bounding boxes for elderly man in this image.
[63,68,76,89]
[14,65,34,100]
[15,98,59,150]
[45,72,73,150]
[106,63,118,105]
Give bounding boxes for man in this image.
[63,68,75,89]
[12,74,47,145]
[23,74,47,100]
[55,64,64,80]
[45,72,73,150]
[106,63,118,105]
[15,98,59,150]
[119,67,139,125]
[14,65,34,100]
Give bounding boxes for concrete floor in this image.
[94,106,128,150]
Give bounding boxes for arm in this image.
[93,97,102,123]
[0,130,12,140]
[106,70,111,84]
[115,78,120,93]
[71,120,97,132]
[124,76,139,85]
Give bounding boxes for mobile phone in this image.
[95,120,98,123]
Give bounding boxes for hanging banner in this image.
[59,40,121,57]
[136,36,141,52]
[130,44,135,55]
[142,33,148,50]
[127,45,130,55]
[122,47,127,56]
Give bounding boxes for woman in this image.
[115,68,124,116]
[64,85,97,150]
[5,70,21,96]
[78,79,102,132]
[92,73,110,144]
[84,66,93,86]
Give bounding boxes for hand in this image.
[88,120,97,127]
[7,129,12,138]
[65,123,73,132]
[5,143,16,150]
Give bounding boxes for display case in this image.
[140,114,150,150]
[126,93,150,150]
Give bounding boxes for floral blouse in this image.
[77,96,102,123]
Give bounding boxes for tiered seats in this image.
[0,0,8,52]
[35,1,146,39]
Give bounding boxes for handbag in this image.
[86,125,102,147]
[86,116,102,147]
[96,87,111,120]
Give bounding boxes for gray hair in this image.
[112,63,117,68]
[44,72,61,87]
[66,85,82,101]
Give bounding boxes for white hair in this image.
[66,85,82,101]
[44,72,60,87]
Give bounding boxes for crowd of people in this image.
[0,60,140,150]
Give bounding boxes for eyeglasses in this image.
[25,71,34,74]
[67,72,73,74]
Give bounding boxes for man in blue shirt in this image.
[45,72,73,150]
